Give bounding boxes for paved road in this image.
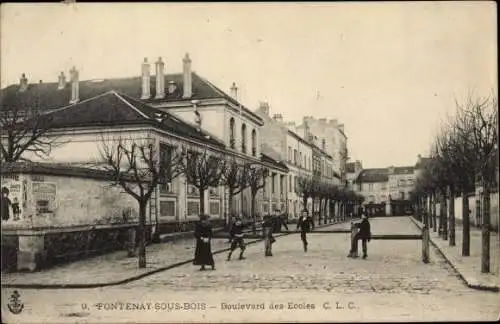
[2,217,498,323]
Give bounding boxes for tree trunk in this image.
[462,191,470,256]
[449,189,455,246]
[442,192,448,240]
[432,193,437,232]
[228,188,234,217]
[250,192,257,219]
[138,201,147,268]
[199,189,206,215]
[481,185,491,273]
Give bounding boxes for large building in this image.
[348,160,417,215]
[296,116,347,184]
[0,54,288,225]
[254,104,336,218]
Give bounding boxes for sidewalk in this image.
[410,216,500,292]
[1,220,351,289]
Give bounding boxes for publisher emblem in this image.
[8,290,24,315]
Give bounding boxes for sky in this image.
[1,2,497,168]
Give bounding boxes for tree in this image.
[328,184,340,221]
[297,176,316,212]
[0,97,64,162]
[183,148,227,215]
[247,164,269,219]
[223,158,250,216]
[453,94,498,272]
[99,136,162,268]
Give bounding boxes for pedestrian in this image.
[12,197,20,221]
[296,209,314,252]
[349,213,371,259]
[262,215,275,257]
[227,215,236,243]
[1,187,11,222]
[227,217,246,261]
[193,214,215,271]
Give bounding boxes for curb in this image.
[409,216,499,293]
[1,221,342,290]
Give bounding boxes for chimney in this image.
[259,102,269,116]
[69,66,79,104]
[167,80,177,94]
[141,58,151,99]
[230,82,238,100]
[338,123,345,133]
[155,57,165,99]
[19,73,28,92]
[57,72,66,90]
[182,53,192,98]
[329,119,338,126]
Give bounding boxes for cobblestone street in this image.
[2,217,499,323]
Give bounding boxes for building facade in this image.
[0,54,288,226]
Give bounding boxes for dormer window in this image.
[167,81,177,94]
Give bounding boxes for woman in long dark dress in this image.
[193,214,215,271]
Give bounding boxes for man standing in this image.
[349,213,371,259]
[227,217,246,261]
[262,215,275,257]
[296,209,314,252]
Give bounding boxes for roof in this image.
[356,168,389,183]
[23,90,225,148]
[0,72,263,124]
[391,166,415,175]
[0,162,124,181]
[261,153,288,172]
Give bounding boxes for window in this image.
[263,177,267,195]
[229,118,235,148]
[280,175,284,194]
[289,175,292,191]
[241,123,247,153]
[288,147,292,162]
[160,200,175,217]
[187,201,200,216]
[271,173,275,194]
[322,138,326,150]
[210,201,220,216]
[251,129,257,156]
[294,149,297,164]
[159,143,174,183]
[299,152,303,167]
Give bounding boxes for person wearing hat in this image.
[348,212,371,259]
[296,209,314,252]
[193,214,215,271]
[227,217,246,261]
[262,214,275,256]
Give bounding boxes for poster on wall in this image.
[1,175,24,222]
[32,182,57,215]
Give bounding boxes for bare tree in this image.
[0,98,64,162]
[453,94,498,273]
[297,176,317,212]
[223,158,251,215]
[247,164,269,220]
[183,148,227,215]
[99,136,162,268]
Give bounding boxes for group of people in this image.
[192,209,317,271]
[1,187,21,222]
